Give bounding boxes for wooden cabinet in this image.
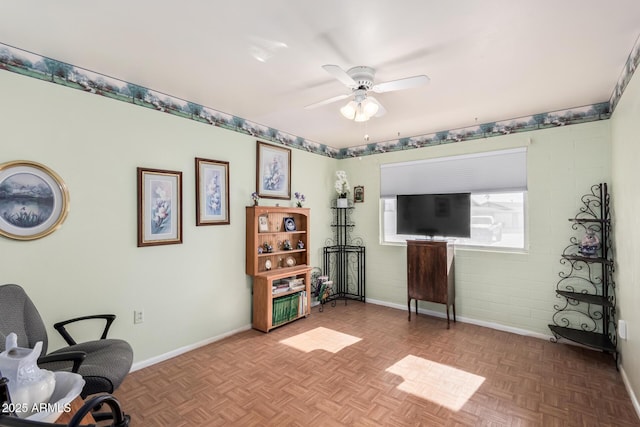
[406,240,455,328]
[252,267,311,332]
[246,206,311,332]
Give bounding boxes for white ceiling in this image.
[1,1,640,149]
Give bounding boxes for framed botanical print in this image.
[195,158,230,226]
[0,160,70,240]
[256,141,291,199]
[137,167,182,247]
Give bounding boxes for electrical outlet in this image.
[134,310,144,324]
[619,319,627,340]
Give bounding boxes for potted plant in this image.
[335,171,350,208]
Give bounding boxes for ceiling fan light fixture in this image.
[341,97,377,122]
[353,106,370,122]
[362,98,379,117]
[340,101,358,120]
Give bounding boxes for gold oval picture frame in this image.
[0,160,70,240]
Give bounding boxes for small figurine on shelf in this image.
[283,240,292,250]
[297,240,305,249]
[579,229,600,257]
[251,192,260,206]
[263,242,273,253]
[294,192,306,208]
[258,246,263,254]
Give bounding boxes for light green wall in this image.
[0,70,337,363]
[0,66,621,378]
[341,121,611,335]
[611,65,640,406]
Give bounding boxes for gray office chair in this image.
[0,284,133,399]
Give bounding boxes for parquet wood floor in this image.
[114,303,639,426]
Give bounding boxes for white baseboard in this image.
[620,364,640,420]
[130,323,252,372]
[365,297,553,341]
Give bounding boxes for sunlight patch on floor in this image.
[279,327,362,353]
[386,355,485,411]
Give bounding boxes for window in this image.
[381,192,526,249]
[380,148,527,250]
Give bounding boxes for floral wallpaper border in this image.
[1,38,638,160]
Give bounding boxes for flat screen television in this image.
[396,193,471,238]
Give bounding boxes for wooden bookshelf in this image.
[246,206,311,332]
[251,266,312,332]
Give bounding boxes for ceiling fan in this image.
[305,64,430,122]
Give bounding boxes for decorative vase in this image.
[0,333,56,418]
[337,198,348,208]
[579,229,600,257]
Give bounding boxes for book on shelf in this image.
[272,292,301,326]
[282,277,304,287]
[298,291,307,316]
[272,278,305,295]
[272,281,290,294]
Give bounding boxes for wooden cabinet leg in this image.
[446,304,450,329]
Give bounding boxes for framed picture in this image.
[137,167,182,247]
[0,160,70,241]
[256,141,291,199]
[354,185,365,203]
[195,158,230,226]
[258,214,269,232]
[283,217,296,231]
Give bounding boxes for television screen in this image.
[396,193,471,238]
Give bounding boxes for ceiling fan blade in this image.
[304,93,350,110]
[322,64,357,88]
[368,96,387,117]
[371,75,430,93]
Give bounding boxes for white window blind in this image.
[380,148,527,197]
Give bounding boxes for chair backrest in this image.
[0,284,49,354]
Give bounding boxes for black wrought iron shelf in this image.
[568,218,610,224]
[549,183,617,366]
[548,325,616,353]
[555,290,612,307]
[561,254,613,265]
[322,201,365,306]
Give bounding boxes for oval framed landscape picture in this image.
[0,160,70,241]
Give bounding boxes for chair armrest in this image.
[53,314,116,346]
[38,351,87,373]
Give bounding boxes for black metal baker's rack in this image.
[322,199,365,305]
[548,183,617,364]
